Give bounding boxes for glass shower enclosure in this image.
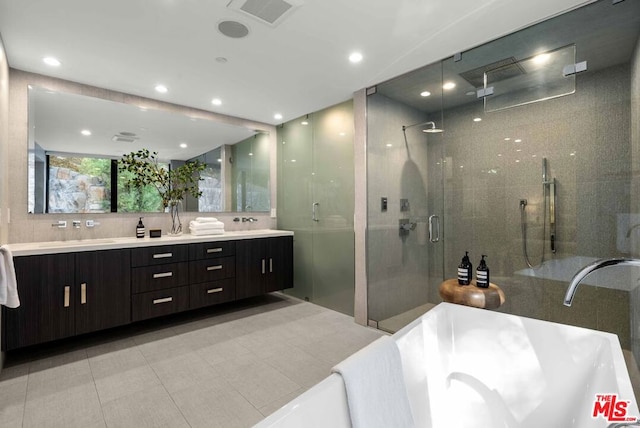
[365,0,640,372]
[278,101,356,315]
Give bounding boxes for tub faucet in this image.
[564,258,640,306]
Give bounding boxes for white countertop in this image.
[7,229,294,257]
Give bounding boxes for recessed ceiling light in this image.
[301,120,309,126]
[339,132,346,136]
[211,98,222,106]
[473,117,482,122]
[274,113,283,120]
[504,137,511,141]
[43,57,61,67]
[420,91,431,97]
[443,81,456,90]
[155,84,168,93]
[80,129,92,136]
[290,159,297,163]
[349,52,363,63]
[386,143,393,147]
[180,143,187,148]
[515,139,522,143]
[533,53,551,65]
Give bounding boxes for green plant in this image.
[119,149,206,209]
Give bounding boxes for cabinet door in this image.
[266,237,294,292]
[3,254,75,350]
[75,249,131,335]
[235,239,267,299]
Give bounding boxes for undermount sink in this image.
[38,239,116,248]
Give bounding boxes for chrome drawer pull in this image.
[153,297,173,304]
[152,253,173,259]
[64,286,70,307]
[207,265,223,271]
[207,287,224,294]
[153,272,173,279]
[206,248,223,253]
[81,283,87,304]
[262,259,266,274]
[269,258,273,273]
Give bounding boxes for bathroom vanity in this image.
[1,230,293,351]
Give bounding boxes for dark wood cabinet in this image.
[75,249,131,335]
[3,235,293,351]
[3,249,130,350]
[236,236,293,299]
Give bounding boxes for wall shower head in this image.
[423,122,443,133]
[402,120,443,133]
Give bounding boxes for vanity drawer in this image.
[132,263,188,293]
[132,286,189,322]
[189,257,235,284]
[189,278,235,309]
[189,241,235,260]
[131,245,188,267]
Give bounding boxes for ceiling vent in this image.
[459,57,526,88]
[227,0,302,27]
[112,133,139,143]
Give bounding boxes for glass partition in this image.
[365,0,640,371]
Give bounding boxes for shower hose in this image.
[520,188,547,269]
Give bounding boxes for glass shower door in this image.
[366,60,446,332]
[278,101,355,315]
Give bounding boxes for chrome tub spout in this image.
[564,258,640,306]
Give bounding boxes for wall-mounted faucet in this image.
[242,217,258,223]
[564,258,640,306]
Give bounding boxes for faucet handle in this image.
[86,220,100,228]
[72,220,82,229]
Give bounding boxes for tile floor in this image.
[0,293,385,428]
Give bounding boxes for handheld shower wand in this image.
[520,157,557,268]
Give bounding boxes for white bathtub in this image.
[257,303,639,428]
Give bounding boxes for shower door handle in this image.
[312,202,320,222]
[429,215,440,243]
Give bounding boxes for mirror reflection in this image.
[27,87,270,214]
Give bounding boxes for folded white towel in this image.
[189,228,225,236]
[189,220,225,230]
[332,336,414,428]
[0,246,20,308]
[195,217,218,222]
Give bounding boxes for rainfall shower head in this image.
[402,121,443,133]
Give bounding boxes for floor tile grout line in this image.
[86,355,109,428]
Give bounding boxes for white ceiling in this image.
[0,0,593,126]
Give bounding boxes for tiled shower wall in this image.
[439,61,635,349]
[630,32,640,361]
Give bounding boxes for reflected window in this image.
[47,155,112,213]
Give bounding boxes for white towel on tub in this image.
[332,335,415,428]
[0,246,20,308]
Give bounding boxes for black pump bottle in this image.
[136,217,145,238]
[476,255,490,288]
[457,251,472,285]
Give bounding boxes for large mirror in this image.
[27,87,270,214]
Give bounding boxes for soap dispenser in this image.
[136,217,145,238]
[476,255,490,288]
[457,251,472,285]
